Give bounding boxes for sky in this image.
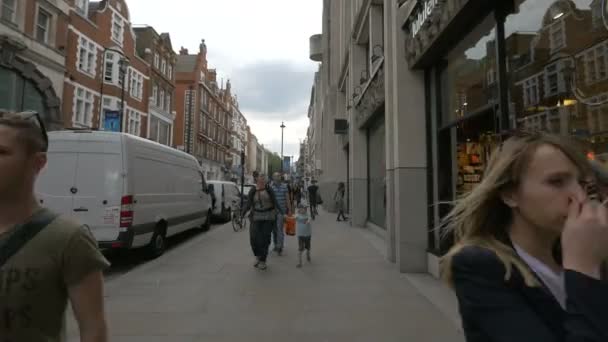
[127,0,323,160]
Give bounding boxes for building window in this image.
[549,19,566,53]
[152,84,158,104]
[129,69,144,100]
[161,59,167,75]
[35,7,51,44]
[584,42,608,85]
[127,109,141,136]
[159,89,165,109]
[167,64,173,79]
[111,13,124,46]
[77,35,97,76]
[73,87,94,127]
[164,93,170,112]
[543,61,570,98]
[522,76,540,108]
[75,0,89,15]
[1,0,16,24]
[154,52,160,69]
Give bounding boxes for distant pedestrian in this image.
[295,203,312,268]
[335,182,347,221]
[0,111,110,341]
[242,174,282,270]
[270,172,291,255]
[307,179,320,219]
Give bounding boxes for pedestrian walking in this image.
[270,172,291,255]
[243,174,282,270]
[0,111,110,342]
[441,131,608,341]
[334,182,347,221]
[307,179,320,219]
[295,203,312,268]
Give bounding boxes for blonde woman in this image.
[442,132,608,341]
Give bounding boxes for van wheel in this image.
[147,223,167,258]
[201,209,212,232]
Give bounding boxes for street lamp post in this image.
[280,121,285,173]
[118,58,128,133]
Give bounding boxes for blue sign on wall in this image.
[104,110,121,132]
[283,156,291,172]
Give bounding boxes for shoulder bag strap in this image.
[0,209,58,269]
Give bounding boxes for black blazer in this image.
[452,245,608,342]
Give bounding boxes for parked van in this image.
[36,131,213,257]
[207,180,241,221]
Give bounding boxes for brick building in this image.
[134,25,176,146]
[0,0,70,130]
[62,0,148,136]
[175,40,233,180]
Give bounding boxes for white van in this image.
[36,131,213,257]
[207,180,241,221]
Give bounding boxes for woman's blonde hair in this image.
[440,131,590,287]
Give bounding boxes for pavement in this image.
[67,210,465,342]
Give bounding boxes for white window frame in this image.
[152,84,158,105]
[154,52,160,69]
[128,68,144,100]
[159,89,165,109]
[161,59,167,75]
[544,62,568,98]
[584,42,608,85]
[167,64,173,80]
[164,93,171,112]
[35,6,51,44]
[75,0,89,15]
[73,86,95,127]
[103,51,119,84]
[522,76,540,108]
[549,19,566,54]
[77,35,98,77]
[111,12,124,46]
[127,108,141,136]
[1,0,16,24]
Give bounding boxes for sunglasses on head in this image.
[0,111,49,152]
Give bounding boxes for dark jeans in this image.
[250,220,274,262]
[309,200,318,219]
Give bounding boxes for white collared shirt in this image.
[514,243,566,309]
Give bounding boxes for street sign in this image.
[104,110,121,132]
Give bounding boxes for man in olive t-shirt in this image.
[0,112,110,342]
[0,212,110,342]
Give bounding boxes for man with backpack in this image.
[242,173,283,270]
[0,111,110,342]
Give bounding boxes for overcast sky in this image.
[127,0,322,160]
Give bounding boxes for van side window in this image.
[199,172,207,191]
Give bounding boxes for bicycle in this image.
[231,199,248,232]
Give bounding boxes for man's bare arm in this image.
[68,271,108,342]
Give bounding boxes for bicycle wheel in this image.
[231,212,241,232]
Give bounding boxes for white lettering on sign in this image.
[410,0,440,38]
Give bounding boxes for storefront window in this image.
[439,14,502,199]
[441,15,498,126]
[506,0,608,161]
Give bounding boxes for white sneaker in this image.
[257,262,267,270]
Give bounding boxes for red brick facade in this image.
[62,0,149,136]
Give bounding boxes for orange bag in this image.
[284,215,296,236]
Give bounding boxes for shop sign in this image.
[410,0,440,38]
